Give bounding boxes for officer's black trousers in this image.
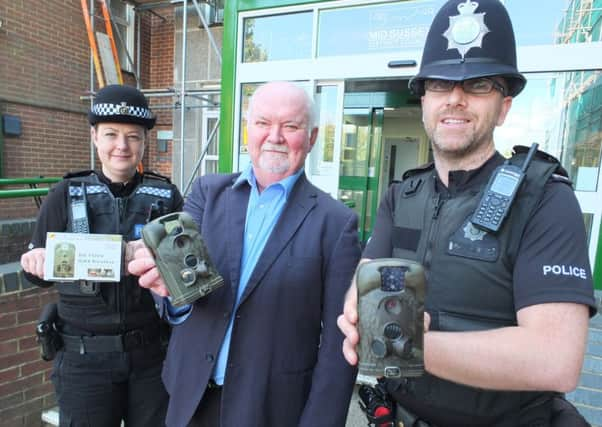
[52,348,168,427]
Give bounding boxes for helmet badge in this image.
[443,0,490,60]
[119,102,129,115]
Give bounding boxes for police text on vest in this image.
[542,265,587,279]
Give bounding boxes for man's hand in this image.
[337,281,360,366]
[21,248,46,279]
[128,246,171,297]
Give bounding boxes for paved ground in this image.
[346,386,367,427]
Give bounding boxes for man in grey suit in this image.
[128,81,361,427]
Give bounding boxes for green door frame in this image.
[338,108,383,242]
[592,226,602,290]
[341,91,415,241]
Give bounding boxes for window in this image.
[202,114,220,175]
[108,0,135,72]
[242,12,313,63]
[496,70,602,192]
[318,1,444,57]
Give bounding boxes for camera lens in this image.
[370,338,388,358]
[384,297,402,315]
[180,268,196,285]
[184,254,198,267]
[174,235,189,249]
[384,322,402,340]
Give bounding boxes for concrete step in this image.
[41,407,58,427]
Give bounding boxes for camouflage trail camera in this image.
[357,258,426,378]
[142,212,224,307]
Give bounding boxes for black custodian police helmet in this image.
[88,84,156,129]
[409,0,526,97]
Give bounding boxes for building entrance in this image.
[337,79,426,242]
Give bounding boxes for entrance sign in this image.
[318,0,445,56]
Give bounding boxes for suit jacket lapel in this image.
[226,180,249,299]
[238,174,317,305]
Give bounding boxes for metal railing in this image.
[0,177,61,208]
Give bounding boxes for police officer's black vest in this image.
[56,171,177,335]
[388,147,569,425]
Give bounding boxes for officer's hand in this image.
[337,281,360,366]
[127,246,171,297]
[20,248,46,279]
[424,311,431,333]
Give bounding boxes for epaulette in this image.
[402,162,434,180]
[63,170,95,179]
[512,145,560,164]
[143,170,172,184]
[511,145,569,178]
[550,173,572,186]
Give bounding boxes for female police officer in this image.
[21,84,183,427]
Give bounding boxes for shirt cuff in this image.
[164,297,192,325]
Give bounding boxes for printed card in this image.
[43,232,122,282]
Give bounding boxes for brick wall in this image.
[0,0,93,267]
[0,2,88,111]
[147,9,176,178]
[0,104,90,221]
[0,2,158,262]
[0,0,91,219]
[0,280,58,427]
[0,3,161,423]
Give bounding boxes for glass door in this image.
[307,82,345,199]
[338,108,384,242]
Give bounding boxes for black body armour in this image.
[388,147,569,426]
[56,171,177,335]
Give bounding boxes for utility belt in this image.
[359,382,435,427]
[359,381,589,427]
[60,328,161,354]
[57,281,102,296]
[395,404,436,427]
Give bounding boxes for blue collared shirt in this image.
[164,164,303,385]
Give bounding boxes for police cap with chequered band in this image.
[88,84,156,129]
[409,0,526,97]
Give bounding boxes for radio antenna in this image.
[521,143,539,173]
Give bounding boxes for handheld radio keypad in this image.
[471,143,539,233]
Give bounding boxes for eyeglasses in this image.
[424,78,508,97]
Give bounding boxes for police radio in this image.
[471,143,539,233]
[70,183,90,233]
[357,259,425,379]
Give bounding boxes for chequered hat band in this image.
[92,103,153,120]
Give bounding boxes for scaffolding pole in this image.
[83,0,223,188]
[179,0,189,188]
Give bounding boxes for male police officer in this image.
[337,1,597,426]
[21,84,183,427]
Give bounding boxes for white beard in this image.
[258,152,290,174]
